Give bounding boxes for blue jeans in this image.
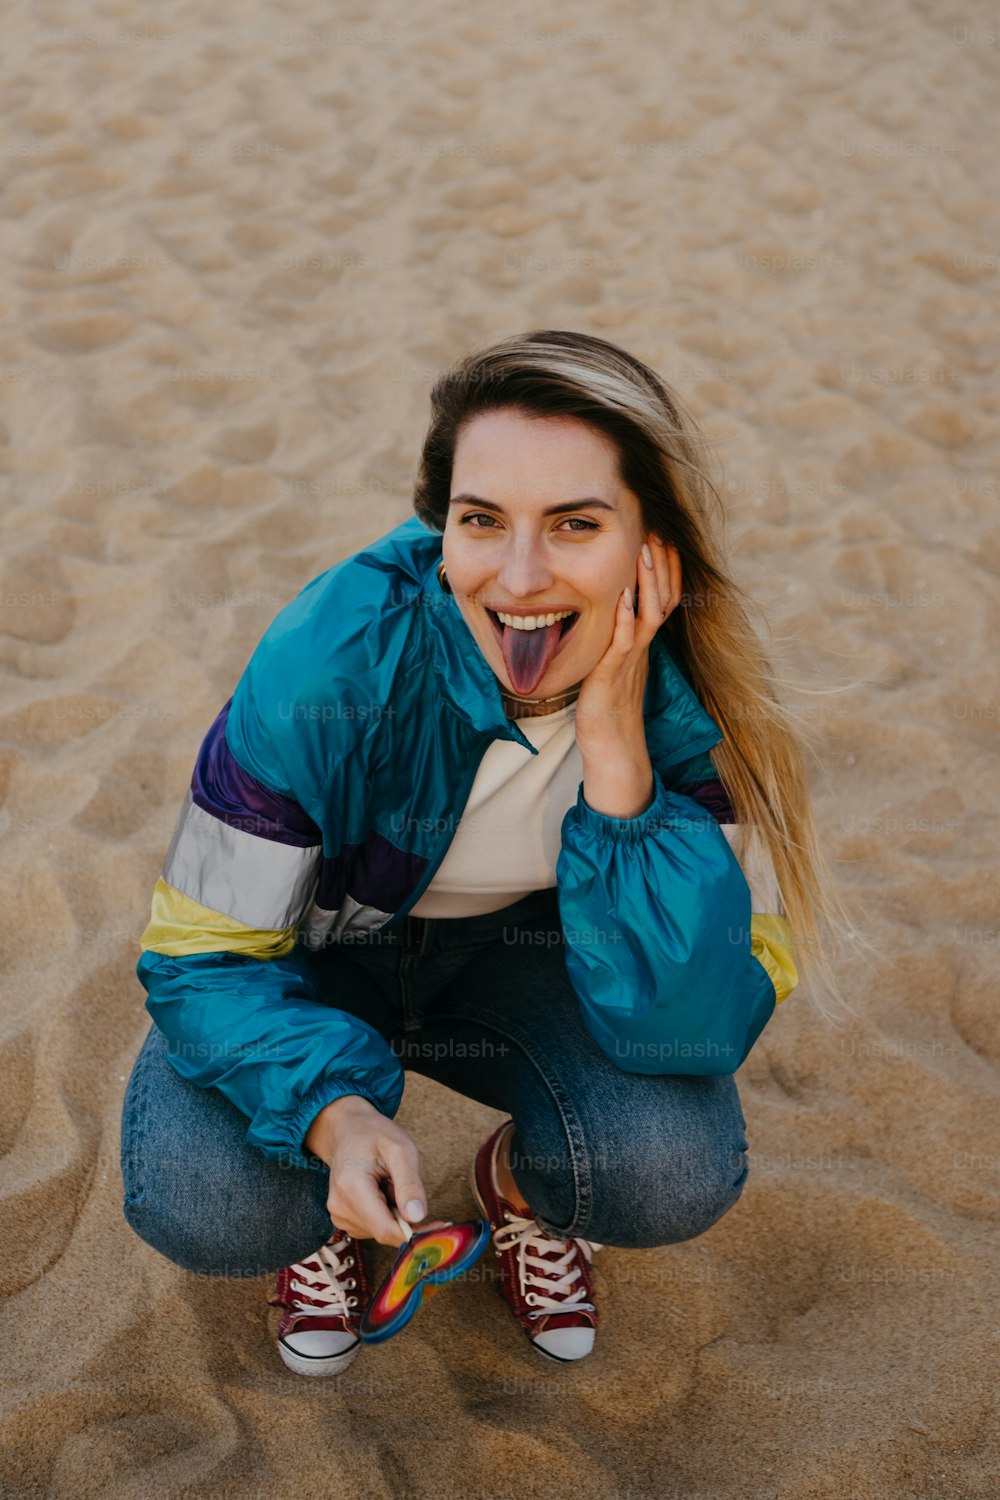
[121,887,749,1275]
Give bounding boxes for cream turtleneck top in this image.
[409,701,582,918]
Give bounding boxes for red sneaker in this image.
[268,1228,372,1377]
[471,1119,600,1363]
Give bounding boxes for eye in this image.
[459,513,599,532]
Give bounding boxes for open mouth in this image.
[485,609,580,652]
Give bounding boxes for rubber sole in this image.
[277,1334,362,1378]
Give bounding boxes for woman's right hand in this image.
[303,1093,448,1248]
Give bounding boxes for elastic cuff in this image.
[572,768,672,845]
[284,1079,388,1171]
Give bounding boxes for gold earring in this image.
[437,560,452,595]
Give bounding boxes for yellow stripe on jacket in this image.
[140,876,299,960]
[750,912,799,1005]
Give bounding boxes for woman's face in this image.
[442,409,652,699]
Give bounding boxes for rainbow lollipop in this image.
[359,1216,491,1344]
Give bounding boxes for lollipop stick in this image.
[392,1207,413,1243]
[378,1175,413,1243]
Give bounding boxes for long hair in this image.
[412,329,865,1025]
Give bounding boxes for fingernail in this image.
[641,543,653,568]
[393,1210,413,1242]
[404,1198,425,1220]
[623,586,632,609]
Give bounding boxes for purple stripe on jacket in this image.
[190,699,322,847]
[673,778,736,824]
[314,833,429,913]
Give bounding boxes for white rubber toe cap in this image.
[532,1325,596,1362]
[278,1329,361,1377]
[284,1328,358,1358]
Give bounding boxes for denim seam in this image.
[121,1025,154,1209]
[431,1006,592,1239]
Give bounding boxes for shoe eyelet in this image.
[345,1279,356,1289]
[345,1257,354,1267]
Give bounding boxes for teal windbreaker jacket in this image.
[137,516,798,1169]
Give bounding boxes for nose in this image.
[494,537,556,600]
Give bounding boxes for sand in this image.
[1,1,998,1496]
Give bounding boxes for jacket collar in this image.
[415,531,723,768]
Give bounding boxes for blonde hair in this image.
[413,329,866,1025]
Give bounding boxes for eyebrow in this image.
[448,494,616,516]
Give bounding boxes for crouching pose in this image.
[121,329,845,1375]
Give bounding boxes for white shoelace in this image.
[493,1211,601,1320]
[288,1236,359,1320]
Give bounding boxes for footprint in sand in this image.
[0,554,75,645]
[0,694,125,750]
[73,750,169,840]
[208,421,279,464]
[31,316,134,354]
[906,405,979,450]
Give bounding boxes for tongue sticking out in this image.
[501,618,568,696]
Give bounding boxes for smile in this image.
[493,608,575,629]
[485,608,580,648]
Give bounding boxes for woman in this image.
[121,330,850,1376]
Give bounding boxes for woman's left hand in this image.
[573,537,682,817]
[574,536,682,761]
